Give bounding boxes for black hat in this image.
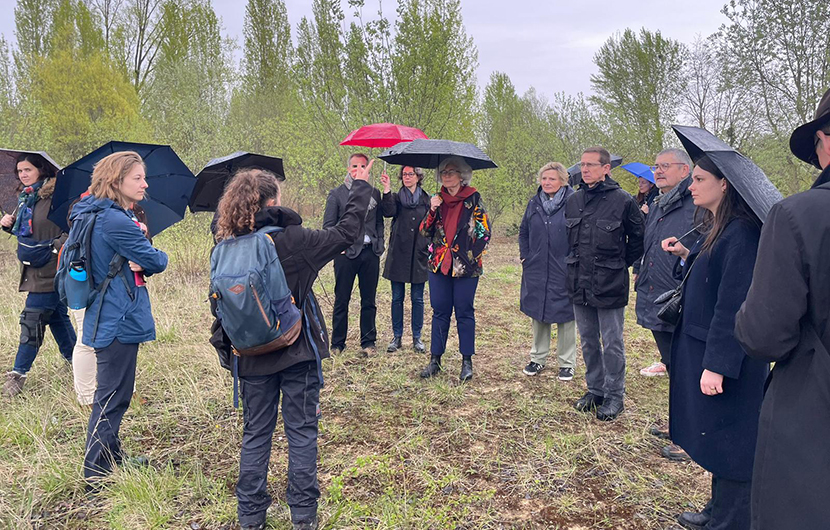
[790,87,830,168]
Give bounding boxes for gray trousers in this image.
[573,304,626,400]
[529,319,577,368]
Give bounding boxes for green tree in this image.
[13,0,57,76]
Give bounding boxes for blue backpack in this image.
[209,226,302,356]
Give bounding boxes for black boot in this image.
[596,398,625,421]
[420,355,442,378]
[459,356,473,381]
[386,336,402,352]
[413,337,426,353]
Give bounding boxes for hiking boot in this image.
[523,361,544,376]
[661,444,691,462]
[2,371,26,397]
[460,356,473,382]
[557,367,575,381]
[292,516,319,530]
[361,344,376,357]
[413,337,426,353]
[649,425,671,440]
[596,398,625,421]
[420,355,442,378]
[639,361,667,377]
[386,336,402,353]
[574,391,604,412]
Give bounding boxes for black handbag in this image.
[655,257,697,326]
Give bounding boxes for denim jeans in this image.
[13,291,76,374]
[573,304,626,400]
[390,281,425,339]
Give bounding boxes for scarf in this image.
[541,186,568,215]
[653,175,690,209]
[438,185,477,275]
[11,180,44,237]
[398,185,423,209]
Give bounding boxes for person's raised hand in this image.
[0,214,14,228]
[353,159,374,182]
[430,194,443,212]
[661,237,689,260]
[380,172,391,193]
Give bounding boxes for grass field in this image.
[0,213,708,529]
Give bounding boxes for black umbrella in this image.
[672,125,783,223]
[0,149,61,216]
[379,139,497,170]
[49,141,196,237]
[567,154,624,187]
[189,151,285,213]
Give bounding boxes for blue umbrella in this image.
[48,141,196,237]
[621,162,655,184]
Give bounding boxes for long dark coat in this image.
[634,177,697,332]
[380,187,430,284]
[669,218,769,481]
[519,187,575,324]
[735,168,830,530]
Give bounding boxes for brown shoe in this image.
[3,371,26,397]
[361,345,376,357]
[661,444,691,462]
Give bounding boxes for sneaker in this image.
[2,371,26,397]
[523,362,544,376]
[639,361,667,377]
[557,367,575,381]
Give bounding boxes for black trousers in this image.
[84,339,138,482]
[331,246,379,349]
[237,361,321,526]
[702,475,751,530]
[652,329,673,372]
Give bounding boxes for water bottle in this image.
[65,261,90,310]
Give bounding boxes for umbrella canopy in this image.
[672,125,783,223]
[49,141,196,237]
[379,139,497,170]
[340,123,428,149]
[567,154,624,186]
[621,162,655,184]
[0,148,61,216]
[189,151,285,213]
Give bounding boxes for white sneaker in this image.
[639,362,667,377]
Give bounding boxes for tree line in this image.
[1,0,828,225]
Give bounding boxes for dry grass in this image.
[0,213,708,529]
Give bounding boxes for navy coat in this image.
[669,218,768,481]
[72,195,168,349]
[519,187,575,324]
[634,177,697,332]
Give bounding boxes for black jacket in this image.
[634,177,697,332]
[380,187,430,284]
[564,176,644,308]
[735,168,830,530]
[519,187,575,324]
[210,180,372,376]
[323,182,383,259]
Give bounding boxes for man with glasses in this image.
[324,153,384,357]
[565,146,644,421]
[734,87,830,530]
[633,149,696,461]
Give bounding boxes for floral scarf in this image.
[11,180,43,237]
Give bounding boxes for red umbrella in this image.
[340,123,428,149]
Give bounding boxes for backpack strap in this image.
[89,254,130,342]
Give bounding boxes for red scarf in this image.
[438,185,476,274]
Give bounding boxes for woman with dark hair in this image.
[419,156,491,381]
[210,162,373,530]
[636,176,659,215]
[379,165,430,353]
[1,153,75,397]
[660,156,769,530]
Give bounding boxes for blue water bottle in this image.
[65,261,90,310]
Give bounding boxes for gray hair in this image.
[436,156,473,187]
[658,148,693,175]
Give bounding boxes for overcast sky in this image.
[0,0,731,98]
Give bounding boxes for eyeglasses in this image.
[650,162,686,172]
[579,162,603,169]
[439,169,461,177]
[402,172,417,177]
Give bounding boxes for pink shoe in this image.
[639,362,667,377]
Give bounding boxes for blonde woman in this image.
[519,162,577,380]
[74,151,168,487]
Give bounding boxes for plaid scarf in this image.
[11,180,43,237]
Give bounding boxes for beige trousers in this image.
[529,318,577,368]
[70,308,97,405]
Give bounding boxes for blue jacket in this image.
[72,195,168,348]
